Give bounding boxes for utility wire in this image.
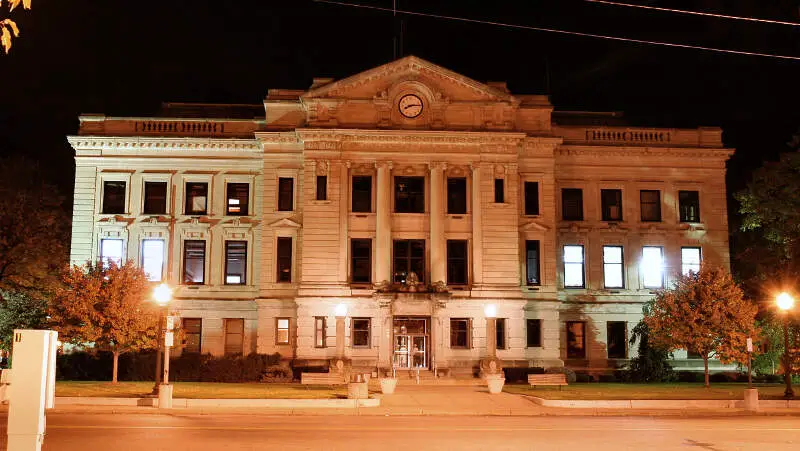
[586,0,800,27]
[313,0,800,62]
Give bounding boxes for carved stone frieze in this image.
[68,137,261,153]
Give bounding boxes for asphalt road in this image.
[1,413,798,451]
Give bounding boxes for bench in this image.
[527,373,568,390]
[300,372,347,385]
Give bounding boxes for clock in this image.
[398,94,423,118]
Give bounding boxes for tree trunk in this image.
[703,354,710,388]
[112,350,120,384]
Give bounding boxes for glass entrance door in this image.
[393,317,429,369]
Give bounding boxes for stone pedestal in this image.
[157,383,173,409]
[479,356,504,379]
[329,357,353,382]
[743,388,759,412]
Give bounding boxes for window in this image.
[100,238,124,267]
[562,188,583,221]
[447,177,467,214]
[681,247,702,275]
[314,317,326,348]
[393,240,425,284]
[224,241,247,285]
[182,318,202,354]
[185,182,208,215]
[224,318,244,355]
[226,183,250,216]
[450,318,470,348]
[352,176,372,213]
[316,175,327,201]
[394,176,424,213]
[603,246,624,289]
[640,190,661,222]
[143,181,168,215]
[525,240,541,286]
[526,319,542,348]
[352,318,371,348]
[277,237,292,283]
[641,246,664,288]
[601,189,623,221]
[524,181,539,215]
[566,321,586,359]
[496,318,507,350]
[607,321,627,359]
[276,318,290,345]
[446,240,468,285]
[563,245,585,288]
[278,178,294,211]
[679,190,700,222]
[183,240,205,285]
[351,239,372,284]
[102,181,126,214]
[494,179,504,203]
[141,239,164,282]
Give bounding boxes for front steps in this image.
[370,369,484,386]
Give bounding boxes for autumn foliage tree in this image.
[644,265,759,387]
[50,261,161,383]
[0,0,31,53]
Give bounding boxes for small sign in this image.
[747,338,753,352]
[164,332,174,347]
[166,316,178,331]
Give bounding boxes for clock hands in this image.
[403,103,421,110]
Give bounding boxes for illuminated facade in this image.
[68,56,733,376]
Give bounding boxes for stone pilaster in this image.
[429,162,446,286]
[375,161,393,286]
[471,164,483,287]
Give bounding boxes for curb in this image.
[54,397,379,409]
[523,395,800,410]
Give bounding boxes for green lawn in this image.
[56,381,348,399]
[504,383,790,400]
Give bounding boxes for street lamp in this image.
[776,292,795,400]
[153,283,173,408]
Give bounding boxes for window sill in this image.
[309,200,332,205]
[487,202,514,209]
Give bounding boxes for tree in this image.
[0,289,47,351]
[0,0,31,53]
[752,316,800,378]
[625,315,674,383]
[49,261,161,383]
[644,265,759,387]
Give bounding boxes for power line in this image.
[313,0,800,62]
[586,0,800,27]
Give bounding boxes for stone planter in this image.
[380,378,398,395]
[486,376,505,394]
[347,382,369,400]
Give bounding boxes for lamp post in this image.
[484,304,497,359]
[153,283,173,408]
[776,292,795,400]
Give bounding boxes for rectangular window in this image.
[393,240,425,284]
[100,238,124,268]
[640,190,661,222]
[526,240,541,286]
[226,183,250,216]
[352,176,372,213]
[351,239,372,284]
[278,178,294,211]
[563,245,585,288]
[641,246,664,288]
[224,318,244,355]
[524,181,540,216]
[224,241,247,285]
[183,240,205,285]
[102,181,126,214]
[394,176,425,213]
[526,319,542,348]
[603,245,624,289]
[679,190,700,222]
[601,189,623,221]
[607,321,627,359]
[142,181,168,215]
[447,177,467,214]
[185,182,208,215]
[496,318,507,350]
[566,321,586,359]
[446,240,468,285]
[276,318,290,345]
[141,239,164,282]
[276,237,293,283]
[316,175,327,201]
[494,178,504,203]
[681,247,702,275]
[352,318,371,348]
[562,188,583,221]
[450,318,470,348]
[182,318,202,354]
[314,317,326,348]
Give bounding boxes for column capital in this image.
[469,162,484,171]
[375,161,393,170]
[427,161,447,171]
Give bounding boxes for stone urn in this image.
[486,374,505,394]
[380,377,398,395]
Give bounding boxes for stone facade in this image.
[68,56,734,376]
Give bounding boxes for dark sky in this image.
[0,0,798,205]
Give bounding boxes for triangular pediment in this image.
[521,220,551,232]
[268,217,302,229]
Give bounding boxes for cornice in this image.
[555,145,734,160]
[295,128,526,147]
[67,136,261,153]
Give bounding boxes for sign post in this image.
[747,337,753,389]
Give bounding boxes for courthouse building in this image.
[68,56,733,376]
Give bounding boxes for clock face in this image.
[398,94,423,118]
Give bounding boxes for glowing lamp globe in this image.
[335,303,348,318]
[153,283,172,306]
[777,292,794,311]
[484,304,497,319]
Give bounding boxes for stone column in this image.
[338,162,349,284]
[375,162,393,286]
[429,162,446,286]
[335,316,346,359]
[486,317,497,358]
[471,164,483,287]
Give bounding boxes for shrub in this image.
[598,374,617,383]
[261,365,293,382]
[675,371,705,383]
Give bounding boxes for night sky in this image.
[0,0,798,210]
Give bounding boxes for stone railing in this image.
[555,125,723,148]
[134,120,226,137]
[585,128,671,144]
